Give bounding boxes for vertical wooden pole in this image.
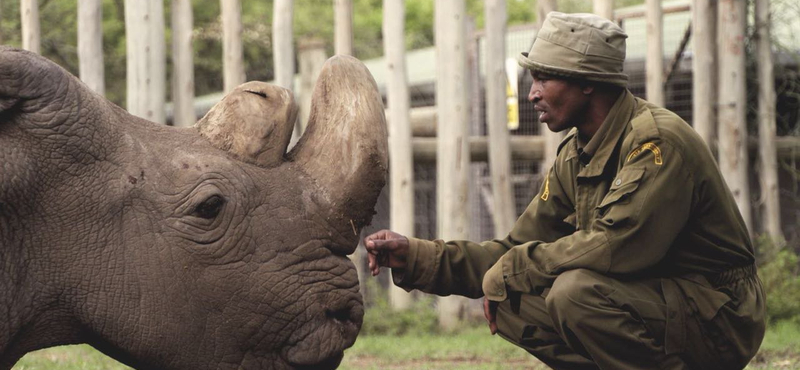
[717,0,752,233]
[221,0,245,93]
[485,0,515,237]
[334,0,353,56]
[273,0,295,91]
[645,0,664,106]
[125,0,166,124]
[78,0,105,95]
[755,0,782,242]
[537,0,560,172]
[594,0,615,20]
[171,0,195,127]
[692,0,717,147]
[273,0,298,147]
[435,0,470,331]
[383,0,415,310]
[20,0,40,54]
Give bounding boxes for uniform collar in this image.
[576,89,636,178]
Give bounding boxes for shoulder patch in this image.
[627,142,663,165]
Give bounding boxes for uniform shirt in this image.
[393,89,755,303]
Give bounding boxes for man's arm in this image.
[366,162,576,298]
[483,140,692,301]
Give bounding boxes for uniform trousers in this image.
[494,268,764,370]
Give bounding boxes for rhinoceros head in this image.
[0,46,387,370]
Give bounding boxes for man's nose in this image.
[528,83,541,102]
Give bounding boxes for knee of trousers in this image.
[545,269,612,324]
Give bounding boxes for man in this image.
[364,12,765,370]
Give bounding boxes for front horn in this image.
[289,55,389,234]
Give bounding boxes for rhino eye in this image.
[192,195,225,219]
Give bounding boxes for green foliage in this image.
[757,236,800,323]
[360,279,440,336]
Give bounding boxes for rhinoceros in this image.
[0,46,387,369]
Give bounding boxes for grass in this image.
[11,321,800,369]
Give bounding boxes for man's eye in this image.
[192,195,225,219]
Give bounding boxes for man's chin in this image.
[544,122,567,133]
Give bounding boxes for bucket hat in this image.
[518,12,628,87]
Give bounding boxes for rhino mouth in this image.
[282,291,363,370]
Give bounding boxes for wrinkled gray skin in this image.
[0,46,388,369]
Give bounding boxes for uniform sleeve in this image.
[483,141,692,301]
[393,164,576,298]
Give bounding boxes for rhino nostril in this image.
[325,308,351,324]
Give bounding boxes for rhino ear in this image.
[0,47,67,114]
[195,81,298,168]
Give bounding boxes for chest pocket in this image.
[596,167,646,210]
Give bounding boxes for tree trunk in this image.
[78,0,105,95]
[382,0,415,310]
[594,0,615,20]
[435,0,470,331]
[334,0,353,56]
[484,0,515,238]
[537,0,561,173]
[755,0,782,242]
[221,0,244,93]
[717,0,752,233]
[645,0,664,106]
[125,0,166,124]
[691,0,716,148]
[20,0,40,54]
[171,0,195,127]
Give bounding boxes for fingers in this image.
[363,229,393,243]
[367,252,380,276]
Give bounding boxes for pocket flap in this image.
[597,168,645,209]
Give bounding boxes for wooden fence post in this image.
[594,0,615,20]
[125,0,166,124]
[645,0,664,106]
[692,0,716,147]
[171,0,195,127]
[435,0,470,331]
[20,0,40,54]
[273,0,298,147]
[383,0,415,310]
[485,0,516,237]
[334,0,353,56]
[273,0,295,91]
[717,0,752,233]
[78,0,105,95]
[755,0,782,242]
[221,0,245,93]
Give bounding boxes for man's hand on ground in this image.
[363,229,409,276]
[483,298,499,335]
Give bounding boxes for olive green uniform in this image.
[392,90,765,369]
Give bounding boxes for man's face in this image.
[528,71,590,133]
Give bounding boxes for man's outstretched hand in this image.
[363,229,409,276]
